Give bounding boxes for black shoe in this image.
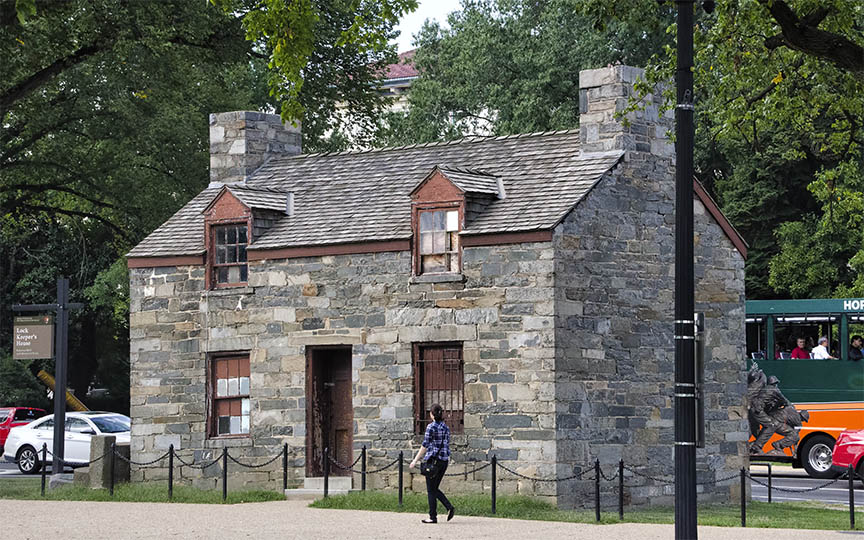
[447,507,455,522]
[422,518,437,524]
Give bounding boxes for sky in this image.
[392,0,463,52]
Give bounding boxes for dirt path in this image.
[5,499,852,540]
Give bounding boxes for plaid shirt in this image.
[421,420,451,461]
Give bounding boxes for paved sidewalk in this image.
[4,499,856,540]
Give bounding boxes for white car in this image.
[2,412,130,474]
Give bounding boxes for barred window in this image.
[413,343,464,435]
[210,356,250,437]
[212,223,248,286]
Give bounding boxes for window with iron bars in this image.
[413,343,464,435]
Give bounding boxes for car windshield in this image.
[91,415,130,433]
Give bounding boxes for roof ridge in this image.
[290,129,580,161]
[227,184,290,194]
[438,164,497,176]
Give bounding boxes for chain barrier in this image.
[497,461,594,482]
[172,452,220,470]
[443,461,491,477]
[43,448,107,468]
[228,448,285,469]
[328,454,400,474]
[622,465,676,486]
[697,471,741,486]
[599,467,619,482]
[746,472,842,493]
[113,449,171,467]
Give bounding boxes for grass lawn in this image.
[0,478,284,504]
[311,492,863,531]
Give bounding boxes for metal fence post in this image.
[740,467,746,528]
[222,448,228,502]
[850,464,856,530]
[109,442,116,497]
[594,459,601,522]
[283,443,288,491]
[323,447,329,498]
[361,445,367,491]
[398,451,404,507]
[40,444,47,497]
[618,459,624,520]
[491,455,497,515]
[767,463,772,503]
[168,444,174,500]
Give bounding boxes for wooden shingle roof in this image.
[127,130,624,257]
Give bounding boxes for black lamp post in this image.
[667,1,714,539]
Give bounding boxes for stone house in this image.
[126,65,749,507]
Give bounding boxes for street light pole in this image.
[670,1,710,539]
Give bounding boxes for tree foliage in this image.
[211,0,418,149]
[0,0,268,408]
[376,0,674,146]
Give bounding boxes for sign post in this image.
[12,278,83,477]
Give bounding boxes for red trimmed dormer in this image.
[202,185,292,289]
[409,165,504,277]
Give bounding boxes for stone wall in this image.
[552,152,748,508]
[129,242,560,497]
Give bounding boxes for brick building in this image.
[126,65,749,506]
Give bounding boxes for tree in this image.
[375,0,674,146]
[211,0,418,150]
[1,0,270,407]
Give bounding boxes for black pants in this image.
[425,458,453,519]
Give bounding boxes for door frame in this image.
[305,345,353,477]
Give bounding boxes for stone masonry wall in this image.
[129,242,560,498]
[552,152,748,508]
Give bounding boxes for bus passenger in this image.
[850,336,863,361]
[811,336,836,359]
[791,338,810,359]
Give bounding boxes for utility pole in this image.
[670,1,714,539]
[13,278,83,476]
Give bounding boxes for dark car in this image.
[0,407,47,454]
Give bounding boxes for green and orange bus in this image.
[746,299,864,478]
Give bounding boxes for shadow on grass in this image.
[310,491,863,531]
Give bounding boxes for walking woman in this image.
[409,403,455,523]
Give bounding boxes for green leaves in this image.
[375,0,673,146]
[211,0,417,125]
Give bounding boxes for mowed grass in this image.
[311,491,864,531]
[0,478,284,504]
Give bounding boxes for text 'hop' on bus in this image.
[746,299,864,478]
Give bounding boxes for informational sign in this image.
[13,315,53,359]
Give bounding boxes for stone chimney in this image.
[209,111,302,186]
[578,65,673,157]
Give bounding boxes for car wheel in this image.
[16,446,41,474]
[800,434,838,479]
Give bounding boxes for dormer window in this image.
[419,209,460,274]
[212,223,248,285]
[202,185,291,289]
[410,165,503,278]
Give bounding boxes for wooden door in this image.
[306,346,353,477]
